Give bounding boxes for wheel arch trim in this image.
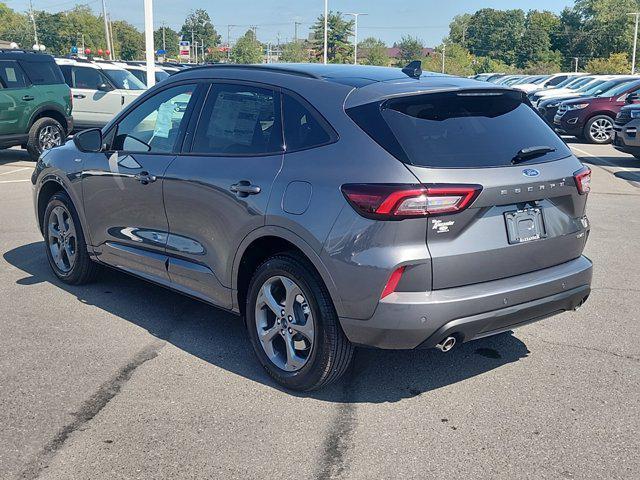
[231,226,344,316]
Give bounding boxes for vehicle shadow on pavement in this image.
[4,242,531,404]
[0,149,31,165]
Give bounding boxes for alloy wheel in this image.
[47,205,77,273]
[38,125,63,151]
[589,118,613,142]
[254,275,315,372]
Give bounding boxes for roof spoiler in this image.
[402,61,422,79]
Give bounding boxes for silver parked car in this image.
[32,64,593,391]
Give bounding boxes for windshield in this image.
[577,80,605,93]
[600,80,640,97]
[555,77,579,88]
[103,69,146,90]
[532,76,550,84]
[567,77,593,89]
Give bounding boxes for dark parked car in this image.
[32,64,593,391]
[538,77,637,125]
[554,79,640,143]
[0,50,72,159]
[613,100,640,158]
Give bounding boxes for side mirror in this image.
[97,82,113,92]
[73,128,103,152]
[626,92,640,104]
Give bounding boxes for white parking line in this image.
[0,179,30,184]
[0,167,31,176]
[570,145,636,172]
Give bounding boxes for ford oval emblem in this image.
[522,168,540,177]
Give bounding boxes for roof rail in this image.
[173,64,323,80]
[0,49,46,54]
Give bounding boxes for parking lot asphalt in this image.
[0,141,639,480]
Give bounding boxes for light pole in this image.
[630,13,640,74]
[323,0,328,64]
[28,0,39,47]
[143,0,155,87]
[345,12,367,65]
[101,0,113,60]
[572,57,579,73]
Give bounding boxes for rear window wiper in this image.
[512,146,556,164]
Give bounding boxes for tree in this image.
[154,26,180,58]
[358,37,389,66]
[448,14,472,47]
[585,52,631,74]
[231,30,262,64]
[422,43,475,76]
[280,40,309,63]
[111,20,144,60]
[310,11,354,63]
[517,10,562,69]
[472,56,516,75]
[466,8,526,65]
[396,35,424,64]
[0,2,33,50]
[180,9,221,61]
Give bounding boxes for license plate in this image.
[504,208,546,244]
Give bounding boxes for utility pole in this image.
[28,0,39,47]
[162,21,166,51]
[108,14,114,59]
[191,29,195,63]
[323,0,328,64]
[441,43,446,73]
[630,13,640,74]
[345,12,367,65]
[194,41,198,63]
[227,25,236,61]
[572,57,579,73]
[101,0,113,60]
[143,0,155,87]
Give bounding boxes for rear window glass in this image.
[347,90,571,168]
[0,61,28,88]
[283,94,333,151]
[20,60,64,85]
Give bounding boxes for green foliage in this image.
[396,35,424,64]
[155,26,180,58]
[280,41,309,63]
[310,11,354,63]
[472,56,517,75]
[448,14,472,48]
[231,30,263,64]
[180,8,221,61]
[466,9,526,65]
[585,52,631,74]
[517,11,562,69]
[111,20,143,60]
[421,43,475,76]
[358,37,389,66]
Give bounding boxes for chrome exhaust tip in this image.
[436,336,456,353]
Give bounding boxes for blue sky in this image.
[12,0,575,46]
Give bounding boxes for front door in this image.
[82,82,200,281]
[70,66,123,128]
[162,82,284,308]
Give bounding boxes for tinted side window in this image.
[113,83,197,153]
[192,84,282,155]
[20,61,64,85]
[59,65,73,87]
[283,94,332,151]
[72,67,104,90]
[546,76,567,87]
[0,61,28,89]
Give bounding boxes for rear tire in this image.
[43,192,100,285]
[27,117,65,160]
[245,253,354,391]
[583,115,614,144]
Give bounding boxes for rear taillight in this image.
[574,167,591,195]
[341,184,482,220]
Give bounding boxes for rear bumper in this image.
[613,124,640,155]
[339,256,593,349]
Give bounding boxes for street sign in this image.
[156,49,166,55]
[179,40,190,59]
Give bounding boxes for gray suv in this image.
[32,64,593,391]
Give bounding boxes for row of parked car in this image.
[0,50,189,159]
[474,72,640,155]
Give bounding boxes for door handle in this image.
[230,181,261,196]
[22,95,35,101]
[73,94,86,99]
[135,171,157,185]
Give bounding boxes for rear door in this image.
[349,89,590,290]
[0,60,33,136]
[162,81,284,308]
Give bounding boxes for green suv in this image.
[0,50,72,159]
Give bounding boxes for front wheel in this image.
[584,115,614,144]
[245,254,354,391]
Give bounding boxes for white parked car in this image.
[115,62,171,85]
[55,58,146,129]
[514,73,586,93]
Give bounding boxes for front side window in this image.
[72,67,105,90]
[0,61,28,89]
[103,69,146,90]
[283,94,333,152]
[112,83,197,153]
[192,84,282,155]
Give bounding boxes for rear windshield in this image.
[347,90,571,168]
